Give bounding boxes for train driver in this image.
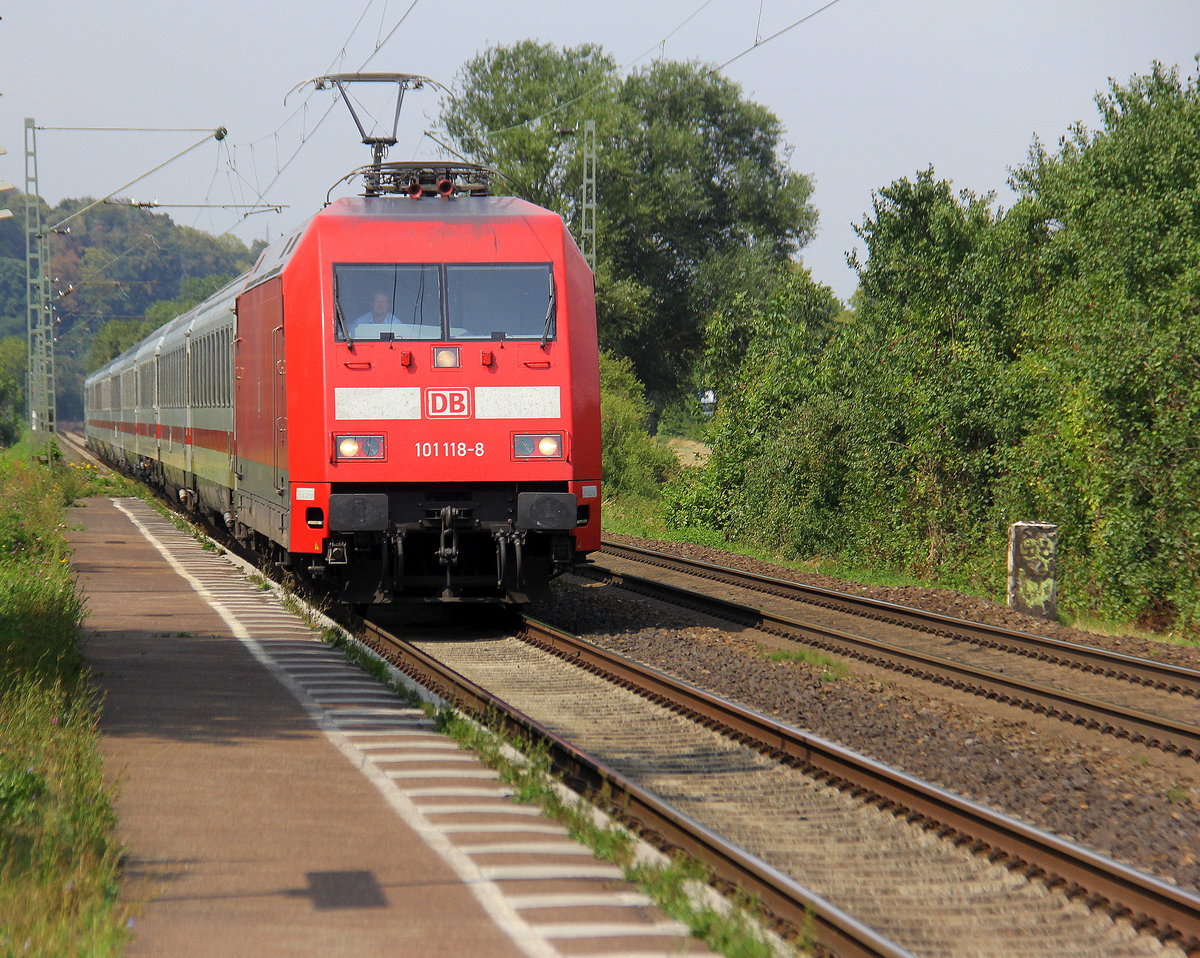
[354,292,400,334]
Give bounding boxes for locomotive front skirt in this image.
[85,191,602,603]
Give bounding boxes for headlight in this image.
[433,347,460,368]
[334,434,385,461]
[513,433,564,459]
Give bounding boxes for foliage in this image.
[438,43,817,405]
[85,316,156,372]
[995,60,1200,627]
[0,453,129,952]
[0,258,26,340]
[666,60,1200,630]
[598,351,678,498]
[0,336,24,448]
[666,267,841,547]
[654,398,709,441]
[439,40,621,214]
[0,193,260,416]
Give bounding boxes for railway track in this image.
[590,541,1200,759]
[59,431,1200,952]
[361,614,1200,958]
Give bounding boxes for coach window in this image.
[446,264,553,341]
[333,264,441,342]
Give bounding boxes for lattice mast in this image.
[24,118,55,455]
[580,119,597,271]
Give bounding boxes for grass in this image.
[1166,784,1192,805]
[0,447,131,955]
[762,646,850,682]
[1068,614,1200,649]
[603,495,936,590]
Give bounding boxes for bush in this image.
[599,351,678,498]
[654,398,710,441]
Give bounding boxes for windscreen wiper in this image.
[332,274,354,348]
[539,286,556,347]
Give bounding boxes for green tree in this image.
[35,202,257,411]
[671,60,1200,630]
[666,267,841,545]
[996,61,1200,626]
[0,259,25,340]
[85,318,154,372]
[440,41,621,215]
[86,273,233,372]
[438,44,817,405]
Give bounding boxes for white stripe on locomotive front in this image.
[333,385,562,421]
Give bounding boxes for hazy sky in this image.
[3,1,1198,301]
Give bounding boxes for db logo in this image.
[424,388,471,418]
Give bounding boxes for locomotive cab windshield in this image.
[334,262,555,342]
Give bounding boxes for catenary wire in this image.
[469,0,843,139]
[217,0,422,235]
[718,0,845,69]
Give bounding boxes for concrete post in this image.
[1007,521,1058,620]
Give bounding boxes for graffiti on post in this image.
[1007,522,1058,620]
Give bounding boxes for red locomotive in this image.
[84,157,601,604]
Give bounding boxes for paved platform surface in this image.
[68,497,718,958]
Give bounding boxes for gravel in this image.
[531,536,1200,893]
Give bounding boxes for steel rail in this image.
[358,617,915,958]
[365,615,1200,955]
[585,563,1200,759]
[599,540,1200,699]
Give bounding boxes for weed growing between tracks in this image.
[0,452,130,955]
[760,645,850,682]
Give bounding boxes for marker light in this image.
[334,434,385,461]
[433,347,460,368]
[513,433,564,459]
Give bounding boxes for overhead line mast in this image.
[581,119,597,272]
[24,118,55,458]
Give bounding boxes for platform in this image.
[68,497,718,958]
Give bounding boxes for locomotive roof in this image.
[321,193,561,223]
[245,193,567,290]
